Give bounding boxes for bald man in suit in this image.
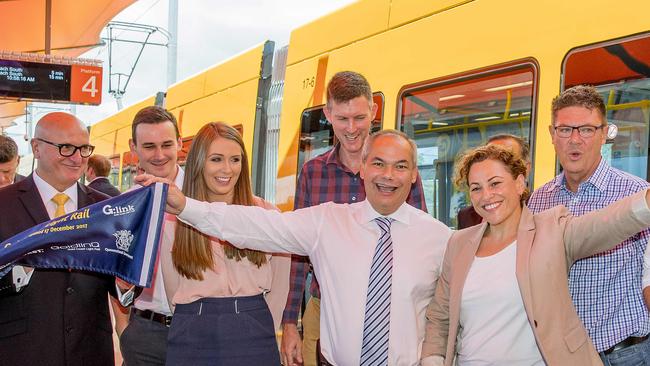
[0,113,117,365]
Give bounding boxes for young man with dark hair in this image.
[0,134,23,188]
[120,105,183,366]
[86,154,120,197]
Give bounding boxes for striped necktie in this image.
[360,216,394,366]
[51,193,69,218]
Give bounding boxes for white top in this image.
[133,166,184,315]
[458,242,544,365]
[179,198,451,366]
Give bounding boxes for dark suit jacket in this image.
[13,173,25,183]
[456,205,483,229]
[88,176,121,197]
[0,175,115,366]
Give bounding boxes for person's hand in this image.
[281,323,303,366]
[134,174,186,215]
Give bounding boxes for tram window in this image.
[177,136,194,168]
[296,93,383,175]
[108,154,120,189]
[398,64,536,228]
[120,151,139,191]
[563,34,650,181]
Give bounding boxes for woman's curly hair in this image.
[453,145,530,204]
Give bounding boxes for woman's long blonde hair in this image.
[172,122,267,280]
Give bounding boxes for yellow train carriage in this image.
[275,0,650,227]
[89,0,650,229]
[89,41,274,192]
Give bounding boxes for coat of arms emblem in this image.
[113,230,134,252]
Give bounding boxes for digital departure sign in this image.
[0,55,102,105]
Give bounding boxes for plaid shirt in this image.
[281,144,428,324]
[527,158,650,351]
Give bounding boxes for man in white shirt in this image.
[139,130,451,365]
[119,105,184,366]
[0,112,118,365]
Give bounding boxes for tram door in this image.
[399,63,536,228]
[563,34,650,181]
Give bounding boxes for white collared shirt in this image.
[133,166,184,316]
[179,198,451,366]
[33,171,79,219]
[13,172,80,289]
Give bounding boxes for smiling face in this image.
[202,136,243,203]
[468,159,525,227]
[551,106,606,191]
[324,96,377,158]
[360,134,418,216]
[32,113,91,192]
[130,120,181,180]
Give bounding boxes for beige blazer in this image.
[422,189,650,366]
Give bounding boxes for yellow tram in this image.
[90,0,650,228]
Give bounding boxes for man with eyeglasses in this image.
[528,85,650,364]
[0,112,120,366]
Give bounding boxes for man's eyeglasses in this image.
[553,125,605,138]
[35,138,95,158]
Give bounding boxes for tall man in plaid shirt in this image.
[280,71,427,366]
[528,85,650,364]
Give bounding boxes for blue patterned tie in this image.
[360,216,394,366]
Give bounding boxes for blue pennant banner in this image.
[0,183,168,287]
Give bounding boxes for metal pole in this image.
[45,0,52,54]
[167,0,178,86]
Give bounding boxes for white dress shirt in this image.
[179,198,451,366]
[133,166,184,316]
[33,171,79,219]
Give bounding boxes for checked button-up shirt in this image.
[527,158,650,351]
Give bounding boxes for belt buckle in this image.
[164,316,172,327]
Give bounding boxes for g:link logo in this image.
[102,204,135,216]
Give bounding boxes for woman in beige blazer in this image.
[420,145,650,366]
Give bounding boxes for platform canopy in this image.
[0,0,135,129]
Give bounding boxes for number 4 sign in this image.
[70,64,102,105]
